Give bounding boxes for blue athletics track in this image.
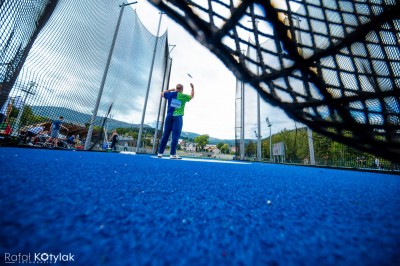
[0,147,399,266]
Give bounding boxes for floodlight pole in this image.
[84,1,137,150]
[136,11,164,153]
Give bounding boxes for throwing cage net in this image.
[1,0,170,150]
[150,0,400,163]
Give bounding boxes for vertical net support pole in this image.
[152,47,172,154]
[240,81,245,160]
[158,61,170,149]
[257,93,262,161]
[292,14,316,166]
[308,127,315,165]
[84,2,129,150]
[136,12,164,153]
[256,62,261,161]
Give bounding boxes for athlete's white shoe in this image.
[170,155,182,159]
[157,153,163,158]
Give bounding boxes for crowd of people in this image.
[18,116,124,151]
[20,116,84,149]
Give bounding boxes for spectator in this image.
[109,130,119,151]
[75,134,81,147]
[26,124,45,145]
[374,158,381,169]
[45,116,68,147]
[66,135,75,148]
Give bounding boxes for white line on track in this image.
[151,156,251,164]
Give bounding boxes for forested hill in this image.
[30,106,235,145]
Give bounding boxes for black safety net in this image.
[150,0,400,163]
[1,0,170,150]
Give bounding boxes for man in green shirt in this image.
[158,83,195,159]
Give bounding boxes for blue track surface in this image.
[1,147,399,265]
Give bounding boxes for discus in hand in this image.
[187,73,195,88]
[187,73,194,83]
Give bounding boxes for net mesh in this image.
[150,0,400,162]
[1,0,170,149]
[0,0,58,109]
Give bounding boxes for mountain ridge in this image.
[31,106,235,145]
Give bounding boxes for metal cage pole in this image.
[266,117,272,161]
[84,2,137,150]
[152,46,174,154]
[136,11,164,153]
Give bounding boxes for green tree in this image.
[142,138,151,148]
[261,139,270,159]
[216,142,224,150]
[20,106,36,127]
[245,140,256,158]
[313,133,331,165]
[294,128,310,163]
[93,125,102,137]
[221,143,230,154]
[194,134,209,151]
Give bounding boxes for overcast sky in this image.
[133,1,237,139]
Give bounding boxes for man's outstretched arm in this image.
[190,83,194,99]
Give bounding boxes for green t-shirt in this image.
[166,92,191,116]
